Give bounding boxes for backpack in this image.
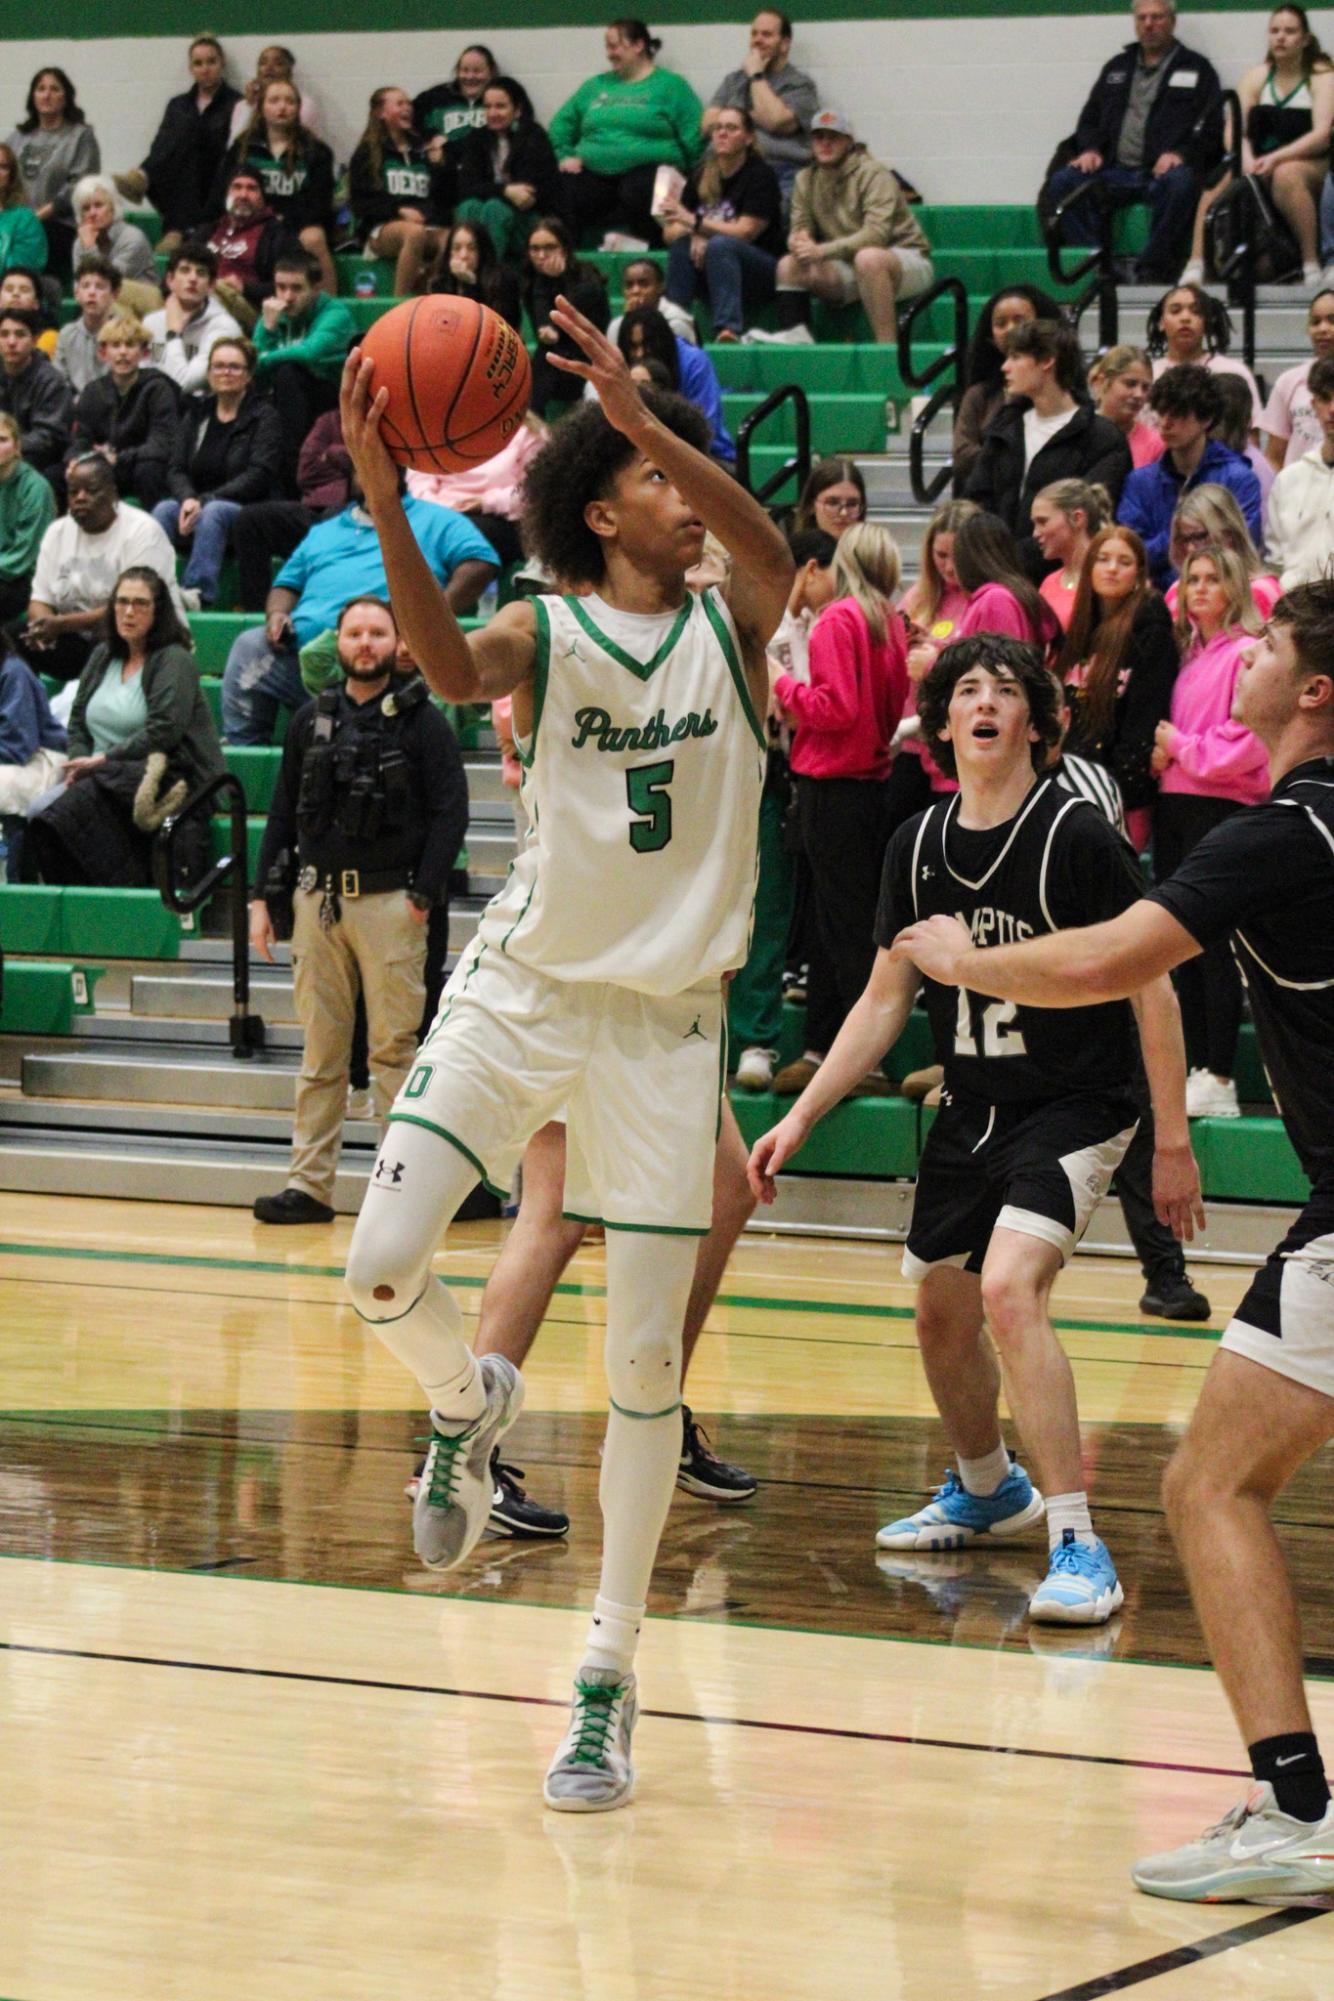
[1205,173,1301,286]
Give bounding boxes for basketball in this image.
[359,295,532,473]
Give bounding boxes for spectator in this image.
[0,269,57,360]
[0,143,47,278]
[549,19,704,249]
[248,598,468,1225]
[0,645,65,815]
[1031,476,1114,629]
[1040,0,1221,285]
[21,456,185,683]
[142,241,243,397]
[228,47,319,145]
[233,407,351,612]
[1266,353,1334,587]
[951,511,1064,661]
[220,486,499,743]
[1148,282,1263,426]
[792,454,865,535]
[153,335,285,607]
[1089,342,1165,469]
[615,307,735,464]
[1152,544,1270,1117]
[407,411,547,568]
[769,522,908,1096]
[703,11,818,202]
[0,306,73,476]
[965,319,1132,571]
[117,36,241,253]
[893,497,980,829]
[348,86,454,299]
[253,250,355,465]
[423,221,523,334]
[26,565,221,888]
[1117,364,1262,586]
[4,68,100,281]
[69,176,160,317]
[455,77,561,266]
[1057,522,1178,844]
[53,254,119,396]
[414,46,499,158]
[205,169,284,323]
[609,256,696,345]
[1182,5,1333,291]
[213,80,336,296]
[523,217,610,416]
[952,286,1065,493]
[1261,285,1334,470]
[662,107,784,341]
[1214,372,1275,523]
[1167,482,1282,616]
[0,412,55,629]
[65,314,178,510]
[755,107,932,345]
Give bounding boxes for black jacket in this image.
[1062,593,1179,811]
[67,369,180,506]
[167,385,287,505]
[209,134,336,234]
[455,121,561,214]
[141,83,242,235]
[0,353,74,473]
[255,678,469,906]
[965,399,1133,575]
[1072,40,1223,174]
[347,141,455,236]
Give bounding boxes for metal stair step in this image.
[131,973,298,1024]
[0,1127,375,1213]
[22,1046,303,1111]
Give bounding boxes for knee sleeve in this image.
[344,1123,479,1323]
[602,1231,695,1415]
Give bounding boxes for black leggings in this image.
[795,774,890,1057]
[559,162,661,246]
[1154,791,1245,1078]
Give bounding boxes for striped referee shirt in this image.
[1052,752,1127,838]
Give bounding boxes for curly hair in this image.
[1147,283,1233,359]
[915,633,1064,781]
[520,389,711,587]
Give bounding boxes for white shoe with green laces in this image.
[412,1355,523,1571]
[543,1668,639,1812]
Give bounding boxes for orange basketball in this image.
[360,296,532,473]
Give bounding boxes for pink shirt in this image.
[956,582,1056,650]
[1160,626,1270,805]
[1128,419,1166,469]
[1164,572,1281,620]
[901,580,969,645]
[1260,360,1321,469]
[1040,568,1079,632]
[776,595,909,781]
[406,423,546,521]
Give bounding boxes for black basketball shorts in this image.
[1221,1176,1334,1399]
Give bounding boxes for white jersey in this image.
[478,587,765,996]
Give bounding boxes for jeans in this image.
[666,233,778,336]
[221,624,307,745]
[1043,161,1199,281]
[152,497,242,605]
[1321,171,1334,263]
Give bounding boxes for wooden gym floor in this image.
[2,1191,1333,2000]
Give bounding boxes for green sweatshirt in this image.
[0,457,56,583]
[253,292,357,385]
[0,204,49,276]
[549,67,703,178]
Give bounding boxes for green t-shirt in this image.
[84,658,149,757]
[549,67,704,179]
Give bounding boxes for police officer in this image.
[249,593,468,1223]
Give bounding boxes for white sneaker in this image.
[1186,1071,1240,1119]
[1132,1784,1334,1902]
[346,1085,375,1121]
[544,1668,638,1811]
[412,1355,524,1571]
[1304,262,1324,288]
[1180,260,1205,285]
[744,324,815,345]
[734,1046,777,1091]
[179,587,203,612]
[600,231,649,253]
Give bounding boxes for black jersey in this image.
[875,778,1144,1104]
[1150,755,1334,1182]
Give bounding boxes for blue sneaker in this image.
[875,1465,1045,1551]
[1028,1528,1124,1625]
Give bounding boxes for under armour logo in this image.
[920,865,934,880]
[683,1015,706,1040]
[374,1159,405,1185]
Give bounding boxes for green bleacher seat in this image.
[724,390,888,454]
[223,747,283,814]
[730,1090,918,1177]
[0,959,104,1035]
[127,208,163,246]
[1190,1115,1307,1205]
[191,612,258,678]
[334,254,396,295]
[0,884,62,953]
[210,816,266,882]
[61,888,182,959]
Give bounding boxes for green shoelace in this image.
[422,1428,472,1510]
[568,1680,622,1767]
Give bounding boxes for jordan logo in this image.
[374,1159,405,1185]
[683,1016,706,1041]
[565,637,586,664]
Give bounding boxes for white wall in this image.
[1,13,1280,208]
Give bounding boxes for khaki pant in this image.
[288,886,427,1205]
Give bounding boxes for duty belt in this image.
[298,864,415,930]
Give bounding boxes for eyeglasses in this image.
[529,241,561,255]
[1175,527,1210,547]
[211,359,247,370]
[113,595,154,610]
[818,496,862,515]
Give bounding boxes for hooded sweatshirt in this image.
[789,144,930,261]
[1160,626,1270,806]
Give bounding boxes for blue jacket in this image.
[0,651,67,767]
[1115,439,1262,587]
[676,339,735,466]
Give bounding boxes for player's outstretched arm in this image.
[339,350,534,702]
[548,294,794,654]
[892,902,1201,1009]
[747,947,919,1203]
[1130,975,1207,1242]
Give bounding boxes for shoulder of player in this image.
[888,802,940,869]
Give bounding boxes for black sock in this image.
[776,290,811,331]
[1249,1732,1331,1822]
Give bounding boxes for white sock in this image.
[583,1594,643,1676]
[1046,1490,1095,1550]
[958,1442,1010,1498]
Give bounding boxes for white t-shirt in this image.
[143,294,244,397]
[1022,405,1075,473]
[31,510,189,625]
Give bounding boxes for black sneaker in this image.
[677,1406,757,1503]
[253,1187,335,1224]
[489,1455,570,1538]
[1140,1270,1212,1321]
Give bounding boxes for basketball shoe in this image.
[544,1669,639,1811]
[875,1464,1044,1550]
[678,1407,757,1502]
[1132,1784,1334,1902]
[413,1355,523,1570]
[1028,1528,1124,1625]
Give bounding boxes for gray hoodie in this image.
[3,122,100,221]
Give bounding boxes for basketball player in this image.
[895,588,1334,1902]
[338,298,792,1810]
[750,634,1203,1627]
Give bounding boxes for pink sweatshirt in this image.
[776,594,909,780]
[1128,420,1166,469]
[957,582,1057,649]
[1160,626,1270,805]
[406,422,546,521]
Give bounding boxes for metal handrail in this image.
[1044,176,1120,351]
[736,382,811,509]
[1207,88,1259,375]
[896,275,969,504]
[154,770,266,1059]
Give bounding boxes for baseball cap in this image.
[810,107,853,138]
